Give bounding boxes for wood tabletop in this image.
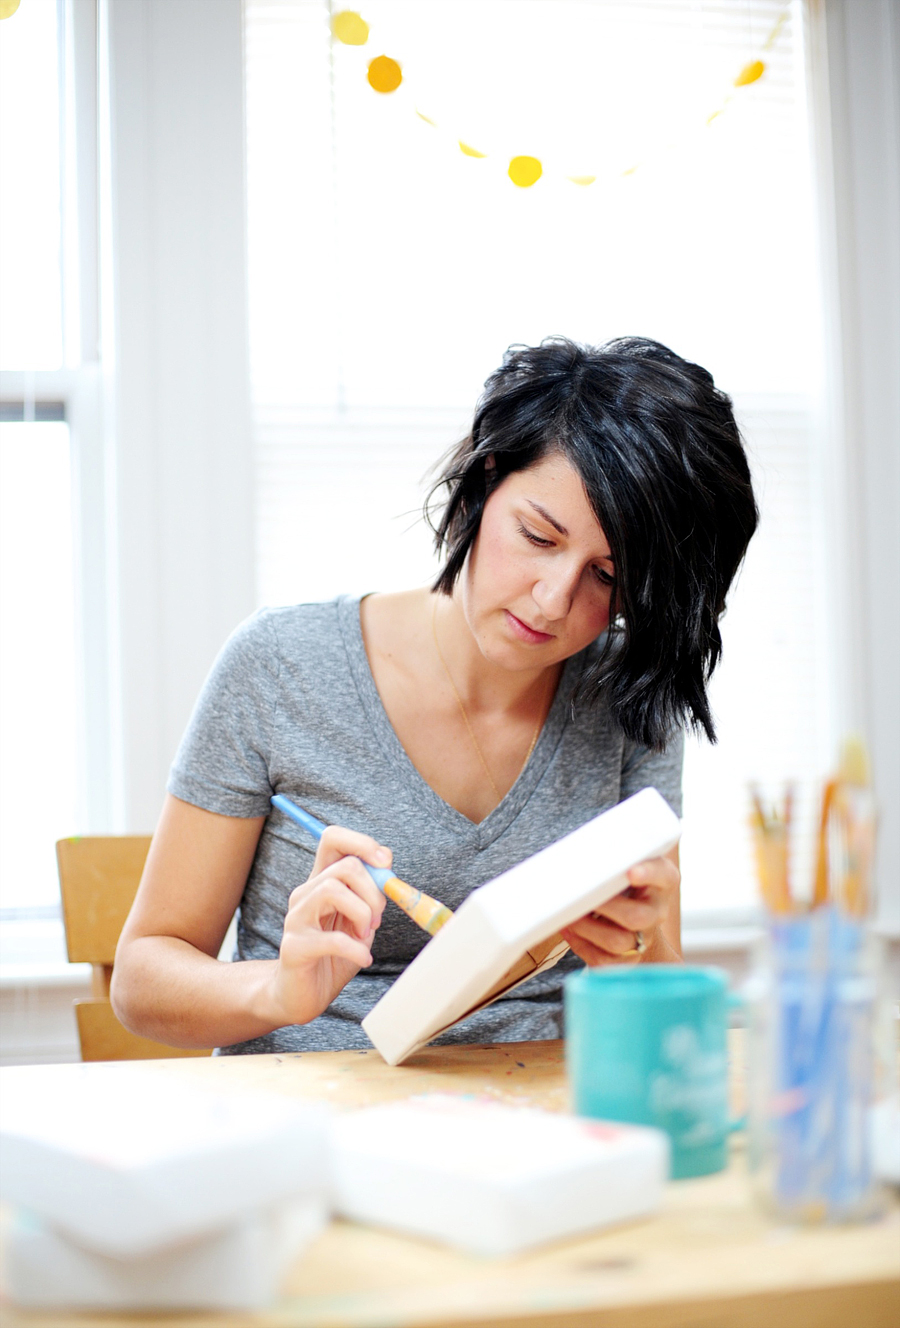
[3,1039,899,1328]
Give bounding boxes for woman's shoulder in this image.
[228,596,355,653]
[205,597,358,695]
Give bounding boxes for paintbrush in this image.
[812,776,837,908]
[829,736,877,918]
[749,783,793,914]
[270,794,454,936]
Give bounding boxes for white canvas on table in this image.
[0,1064,331,1256]
[331,1095,669,1255]
[7,1198,326,1311]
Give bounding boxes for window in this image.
[0,0,63,372]
[245,0,831,918]
[0,417,79,912]
[0,0,81,918]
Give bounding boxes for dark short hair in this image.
[427,336,759,750]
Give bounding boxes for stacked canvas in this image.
[0,1063,331,1309]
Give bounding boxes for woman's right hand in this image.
[264,827,389,1028]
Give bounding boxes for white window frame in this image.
[0,0,111,899]
[808,0,899,937]
[1,0,255,973]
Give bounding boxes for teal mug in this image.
[565,966,734,1179]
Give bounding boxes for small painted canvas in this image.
[362,787,682,1065]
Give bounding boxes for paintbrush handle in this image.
[812,778,837,907]
[270,794,453,936]
[271,794,396,891]
[271,795,328,840]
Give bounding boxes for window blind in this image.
[244,0,832,915]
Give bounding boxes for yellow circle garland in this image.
[367,55,403,94]
[332,10,369,46]
[334,6,790,187]
[508,156,543,188]
[734,59,766,87]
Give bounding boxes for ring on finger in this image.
[619,930,646,959]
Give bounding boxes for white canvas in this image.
[363,788,681,1065]
[0,1063,332,1256]
[7,1198,326,1311]
[331,1095,669,1255]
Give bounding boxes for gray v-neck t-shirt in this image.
[168,596,683,1054]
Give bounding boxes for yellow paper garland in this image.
[367,54,402,94]
[0,0,22,18]
[334,5,790,187]
[332,10,369,46]
[734,59,765,87]
[508,156,543,188]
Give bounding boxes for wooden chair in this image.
[57,835,211,1061]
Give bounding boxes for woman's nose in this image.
[532,566,578,620]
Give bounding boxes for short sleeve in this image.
[620,728,684,818]
[167,611,280,817]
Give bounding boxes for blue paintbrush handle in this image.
[270,794,394,891]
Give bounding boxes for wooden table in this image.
[3,1039,898,1328]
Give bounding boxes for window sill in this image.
[0,916,91,989]
[0,918,892,992]
[682,926,764,954]
[0,961,92,990]
[0,915,766,990]
[0,913,238,989]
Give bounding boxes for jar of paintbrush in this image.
[745,738,886,1222]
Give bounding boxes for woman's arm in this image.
[111,794,388,1049]
[560,845,682,967]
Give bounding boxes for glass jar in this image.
[746,906,885,1222]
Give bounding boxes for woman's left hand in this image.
[560,850,681,966]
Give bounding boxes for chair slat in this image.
[74,999,211,1061]
[58,835,213,1061]
[57,836,153,964]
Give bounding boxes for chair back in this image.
[57,836,211,1061]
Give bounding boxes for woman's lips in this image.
[505,610,554,644]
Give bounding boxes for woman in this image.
[112,337,758,1053]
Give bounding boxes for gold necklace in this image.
[431,599,544,804]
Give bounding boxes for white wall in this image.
[101,0,255,833]
[813,0,900,932]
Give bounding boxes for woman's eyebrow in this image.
[524,499,615,562]
[526,500,568,535]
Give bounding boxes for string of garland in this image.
[330,4,792,188]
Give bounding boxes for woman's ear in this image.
[481,452,500,496]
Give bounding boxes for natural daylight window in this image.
[245,0,830,918]
[0,418,79,912]
[0,1,78,915]
[0,0,63,371]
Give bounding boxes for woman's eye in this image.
[594,567,615,588]
[518,523,554,548]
